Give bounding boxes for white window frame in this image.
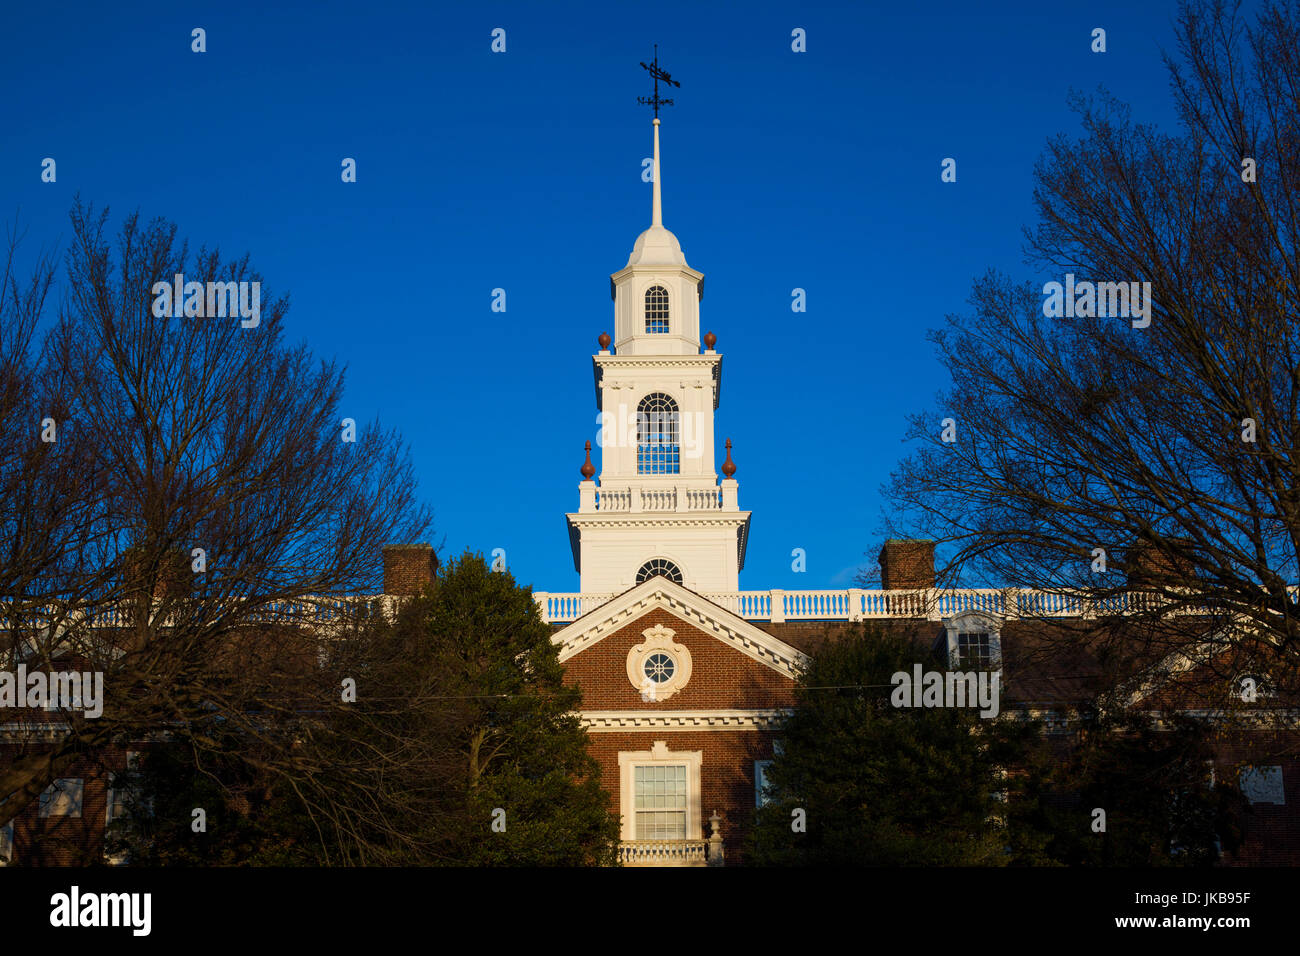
[943,611,1002,669]
[618,741,702,842]
[644,284,670,334]
[39,777,84,818]
[104,775,129,864]
[1239,765,1285,805]
[626,624,693,701]
[755,760,775,808]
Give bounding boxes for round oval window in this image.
[644,652,675,684]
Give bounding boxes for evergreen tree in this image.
[746,627,1043,865]
[106,551,619,865]
[1035,714,1247,866]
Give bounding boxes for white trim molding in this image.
[943,610,1003,669]
[552,576,809,680]
[618,740,703,842]
[581,708,789,731]
[626,623,693,700]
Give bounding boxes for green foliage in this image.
[1033,714,1247,866]
[108,551,620,865]
[746,627,1034,865]
[744,625,1247,867]
[355,550,620,865]
[104,741,322,866]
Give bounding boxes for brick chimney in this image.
[382,543,439,596]
[878,539,935,590]
[120,546,192,599]
[1124,541,1193,586]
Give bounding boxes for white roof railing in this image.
[529,587,1274,625]
[7,586,1291,630]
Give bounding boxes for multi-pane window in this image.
[634,765,687,840]
[645,285,669,333]
[755,760,775,808]
[956,632,994,668]
[39,778,84,818]
[1239,766,1285,805]
[644,653,676,684]
[636,558,683,585]
[637,393,680,474]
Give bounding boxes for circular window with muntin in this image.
[644,652,676,684]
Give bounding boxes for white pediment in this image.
[550,576,809,679]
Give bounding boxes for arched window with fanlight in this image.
[636,393,680,474]
[637,558,683,585]
[645,285,669,333]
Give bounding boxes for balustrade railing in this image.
[618,840,709,866]
[684,488,723,510]
[531,587,1269,624]
[594,488,632,511]
[640,488,676,511]
[591,485,726,512]
[8,585,1290,630]
[537,592,616,623]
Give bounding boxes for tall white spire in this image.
[652,117,662,227]
[626,117,686,269]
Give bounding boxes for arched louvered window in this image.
[645,285,669,333]
[637,393,679,474]
[637,558,683,585]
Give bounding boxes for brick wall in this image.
[1212,733,1300,866]
[3,746,132,866]
[561,608,797,712]
[561,607,798,864]
[585,730,778,865]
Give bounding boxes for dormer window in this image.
[645,286,669,333]
[943,611,1002,670]
[956,632,995,667]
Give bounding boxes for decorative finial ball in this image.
[721,438,736,478]
[580,440,596,479]
[598,332,611,350]
[703,331,717,350]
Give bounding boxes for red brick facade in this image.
[584,730,779,862]
[1214,735,1300,866]
[6,576,1300,867]
[561,607,796,712]
[559,605,798,863]
[1,745,132,866]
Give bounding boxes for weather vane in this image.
[638,44,679,119]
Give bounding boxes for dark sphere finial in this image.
[598,331,611,351]
[721,438,736,478]
[703,330,717,350]
[580,440,596,479]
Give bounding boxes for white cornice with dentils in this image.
[580,709,790,731]
[551,576,810,679]
[594,357,719,371]
[564,514,751,528]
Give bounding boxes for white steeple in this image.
[626,119,688,269]
[566,118,749,596]
[611,119,704,356]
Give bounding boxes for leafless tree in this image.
[0,200,432,835]
[884,0,1300,682]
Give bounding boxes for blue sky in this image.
[2,0,1198,592]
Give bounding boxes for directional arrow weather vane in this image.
[638,44,680,119]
